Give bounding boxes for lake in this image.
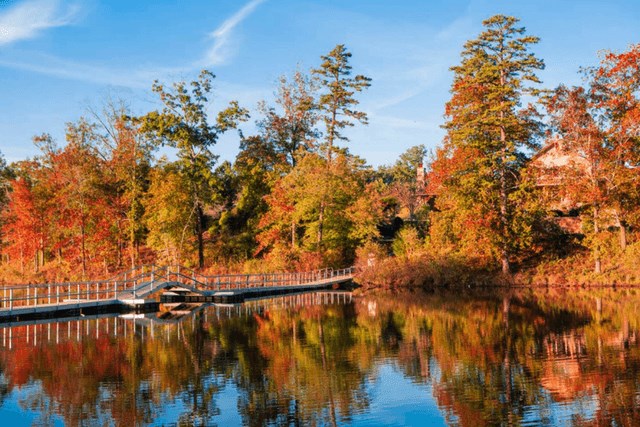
[0,288,638,426]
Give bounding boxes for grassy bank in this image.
[354,239,640,289]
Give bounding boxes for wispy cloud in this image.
[0,0,81,46]
[0,0,265,87]
[0,52,170,88]
[200,0,265,67]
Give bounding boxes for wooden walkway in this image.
[0,265,354,322]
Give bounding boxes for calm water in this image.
[0,288,639,426]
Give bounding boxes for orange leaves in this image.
[601,44,640,79]
[4,177,43,272]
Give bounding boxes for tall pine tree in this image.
[313,44,371,162]
[312,45,371,248]
[442,15,544,274]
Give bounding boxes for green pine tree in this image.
[443,15,545,275]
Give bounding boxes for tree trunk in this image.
[619,223,627,251]
[317,201,325,250]
[497,62,511,276]
[19,242,24,277]
[326,74,339,164]
[499,125,510,276]
[594,205,602,274]
[38,235,44,271]
[81,219,87,279]
[616,213,627,251]
[196,203,205,269]
[291,220,296,248]
[130,225,136,269]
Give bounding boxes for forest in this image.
[1,15,640,286]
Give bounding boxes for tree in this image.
[590,44,640,251]
[258,70,319,169]
[546,85,607,273]
[3,177,39,275]
[441,15,545,274]
[209,135,279,262]
[312,45,371,247]
[0,150,14,263]
[89,101,153,268]
[144,162,193,265]
[378,145,428,224]
[313,44,371,162]
[258,152,381,267]
[137,70,248,268]
[55,120,113,277]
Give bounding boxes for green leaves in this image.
[137,70,247,268]
[436,15,546,273]
[313,44,371,157]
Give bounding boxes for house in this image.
[530,138,590,212]
[414,139,590,233]
[530,138,592,233]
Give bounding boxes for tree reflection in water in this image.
[1,289,640,425]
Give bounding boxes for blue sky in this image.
[1,0,639,166]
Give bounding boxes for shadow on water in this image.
[0,287,639,426]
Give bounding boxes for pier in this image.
[0,265,355,323]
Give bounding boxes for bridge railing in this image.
[0,266,166,311]
[0,266,355,310]
[158,266,355,291]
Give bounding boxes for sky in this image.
[0,0,639,167]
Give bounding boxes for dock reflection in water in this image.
[0,289,639,426]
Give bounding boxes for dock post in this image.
[9,289,12,312]
[56,286,59,304]
[48,285,51,304]
[27,286,30,306]
[35,287,38,306]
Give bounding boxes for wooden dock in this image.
[0,265,355,323]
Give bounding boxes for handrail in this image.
[0,265,355,311]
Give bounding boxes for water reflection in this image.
[1,289,640,426]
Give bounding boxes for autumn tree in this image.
[0,151,13,262]
[55,120,114,277]
[144,161,193,265]
[440,15,545,274]
[5,127,117,279]
[3,176,39,275]
[137,70,248,268]
[258,152,381,267]
[90,101,153,268]
[546,85,607,273]
[259,70,319,169]
[590,44,640,251]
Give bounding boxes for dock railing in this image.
[0,265,355,312]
